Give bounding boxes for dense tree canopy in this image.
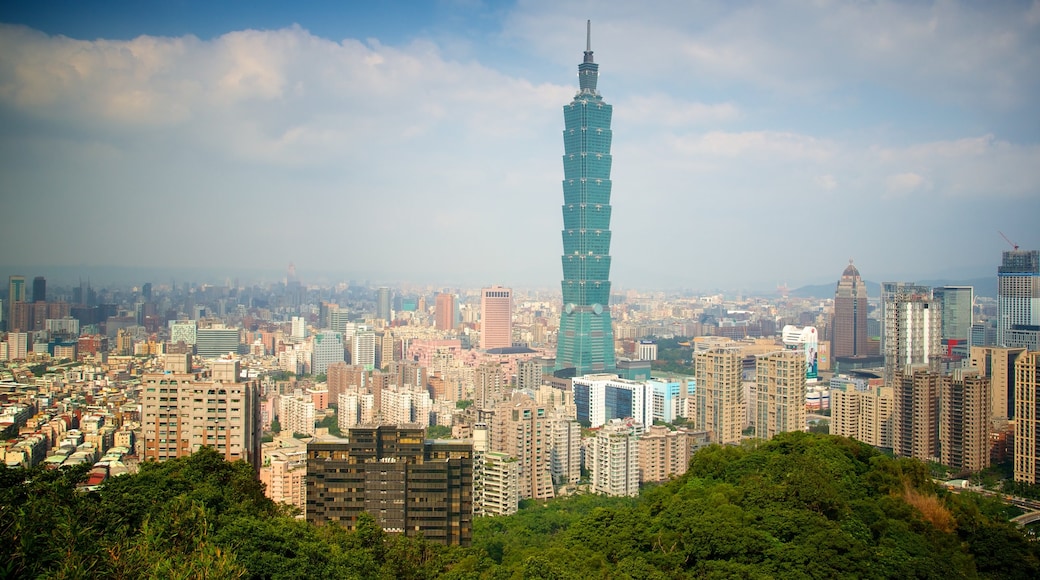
[2,433,1038,578]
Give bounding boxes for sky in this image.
[1,0,1038,292]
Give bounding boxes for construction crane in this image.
[999,231,1019,251]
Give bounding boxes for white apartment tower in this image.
[589,418,641,497]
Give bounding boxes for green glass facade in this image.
[556,28,616,375]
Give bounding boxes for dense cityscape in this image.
[3,2,1040,578]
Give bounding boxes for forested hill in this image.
[2,432,1038,579]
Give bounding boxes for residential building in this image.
[831,385,894,449]
[311,330,344,375]
[754,350,808,441]
[259,448,308,512]
[492,393,556,500]
[693,347,744,444]
[305,425,473,546]
[1014,352,1040,483]
[589,417,641,497]
[970,346,1026,425]
[893,365,941,463]
[939,368,990,472]
[639,425,691,483]
[555,23,616,376]
[140,359,261,471]
[473,424,519,517]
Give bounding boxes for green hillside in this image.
[2,432,1037,579]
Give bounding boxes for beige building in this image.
[831,385,894,449]
[1014,352,1040,483]
[893,365,940,463]
[694,347,744,444]
[260,448,308,512]
[639,425,691,483]
[754,350,807,441]
[140,358,261,470]
[589,418,641,497]
[970,346,1026,425]
[939,368,990,473]
[491,393,555,500]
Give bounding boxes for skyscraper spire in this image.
[584,20,593,63]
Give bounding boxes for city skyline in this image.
[1,1,1039,290]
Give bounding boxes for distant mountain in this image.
[790,277,997,299]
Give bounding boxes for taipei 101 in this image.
[1,2,1039,577]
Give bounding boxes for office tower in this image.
[998,250,1040,350]
[479,286,513,350]
[893,365,941,462]
[435,293,455,331]
[142,282,152,301]
[754,350,808,441]
[970,346,1026,424]
[31,276,45,303]
[140,362,261,470]
[571,374,653,430]
[311,330,345,375]
[492,393,556,500]
[782,325,820,381]
[7,275,25,330]
[933,286,974,358]
[637,341,657,362]
[882,283,941,386]
[832,261,868,358]
[588,417,641,497]
[693,347,744,445]
[555,22,616,376]
[1014,352,1040,483]
[195,327,240,359]
[939,368,990,472]
[291,316,307,340]
[831,385,894,449]
[305,425,473,546]
[639,424,691,483]
[351,326,376,371]
[376,287,392,322]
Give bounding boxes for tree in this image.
[270,416,281,434]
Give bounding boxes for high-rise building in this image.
[7,275,25,331]
[933,286,974,359]
[140,360,261,471]
[311,330,345,375]
[280,394,316,436]
[832,261,868,358]
[1014,352,1040,484]
[781,325,820,381]
[435,293,455,331]
[831,384,894,449]
[195,327,240,359]
[571,374,652,430]
[939,368,990,472]
[479,286,512,350]
[970,346,1026,425]
[693,347,744,445]
[754,350,808,441]
[492,393,556,500]
[638,424,692,483]
[588,417,640,497]
[893,365,941,463]
[882,283,941,386]
[259,449,307,512]
[351,326,376,371]
[998,250,1040,350]
[32,276,45,303]
[305,425,473,546]
[555,22,616,376]
[376,287,392,323]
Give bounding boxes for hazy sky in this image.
[1,0,1038,291]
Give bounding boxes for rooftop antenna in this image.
[999,231,1020,251]
[587,19,591,52]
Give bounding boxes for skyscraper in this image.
[998,249,1040,350]
[32,276,45,303]
[933,285,974,358]
[693,347,744,445]
[435,292,455,332]
[555,21,616,376]
[1014,352,1040,484]
[832,261,868,358]
[754,350,808,441]
[479,286,513,350]
[376,287,392,323]
[7,275,25,330]
[882,283,941,386]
